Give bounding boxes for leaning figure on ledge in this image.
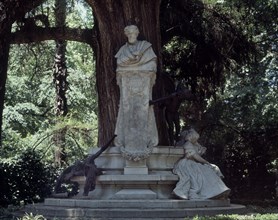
[54,135,116,197]
[149,84,196,145]
[114,25,158,161]
[173,128,230,200]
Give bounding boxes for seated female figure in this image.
[173,128,230,200]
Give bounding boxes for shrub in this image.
[186,213,278,220]
[17,213,46,220]
[0,149,57,207]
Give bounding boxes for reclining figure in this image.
[54,135,116,196]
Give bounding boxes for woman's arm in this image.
[185,142,210,165]
[191,153,210,165]
[195,143,206,155]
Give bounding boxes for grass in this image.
[188,213,278,219]
[13,213,278,220]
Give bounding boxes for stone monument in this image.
[114,25,158,173]
[22,25,246,220]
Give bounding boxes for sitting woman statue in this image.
[173,128,230,200]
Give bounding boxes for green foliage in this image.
[185,213,278,220]
[197,58,278,199]
[14,213,278,220]
[163,0,278,200]
[66,0,93,28]
[0,149,57,207]
[37,116,97,164]
[3,0,96,162]
[160,0,256,100]
[17,213,46,220]
[3,36,97,162]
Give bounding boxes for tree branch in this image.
[10,26,94,46]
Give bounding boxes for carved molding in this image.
[120,146,154,161]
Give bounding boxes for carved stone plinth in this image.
[114,71,158,161]
[124,159,148,174]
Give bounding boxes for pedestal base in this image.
[18,199,247,220]
[14,146,242,219]
[72,173,178,199]
[124,159,148,174]
[70,146,184,200]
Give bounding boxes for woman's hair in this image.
[124,25,139,36]
[181,128,199,142]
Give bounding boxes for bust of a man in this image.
[115,25,157,72]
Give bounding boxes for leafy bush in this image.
[17,213,46,220]
[186,214,278,220]
[0,149,57,207]
[13,213,278,220]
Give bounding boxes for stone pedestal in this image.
[71,146,184,200]
[18,146,243,220]
[114,71,158,161]
[124,159,148,174]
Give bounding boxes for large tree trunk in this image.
[87,0,169,146]
[53,0,68,118]
[53,0,68,166]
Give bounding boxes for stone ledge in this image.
[90,146,184,156]
[88,146,184,171]
[98,174,178,182]
[72,174,178,183]
[44,198,231,208]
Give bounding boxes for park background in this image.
[0,0,277,218]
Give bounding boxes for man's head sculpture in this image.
[124,25,140,44]
[124,25,139,36]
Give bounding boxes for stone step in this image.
[71,174,179,199]
[44,198,231,208]
[20,203,246,220]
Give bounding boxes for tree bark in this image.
[52,0,68,166]
[53,41,68,117]
[87,0,169,146]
